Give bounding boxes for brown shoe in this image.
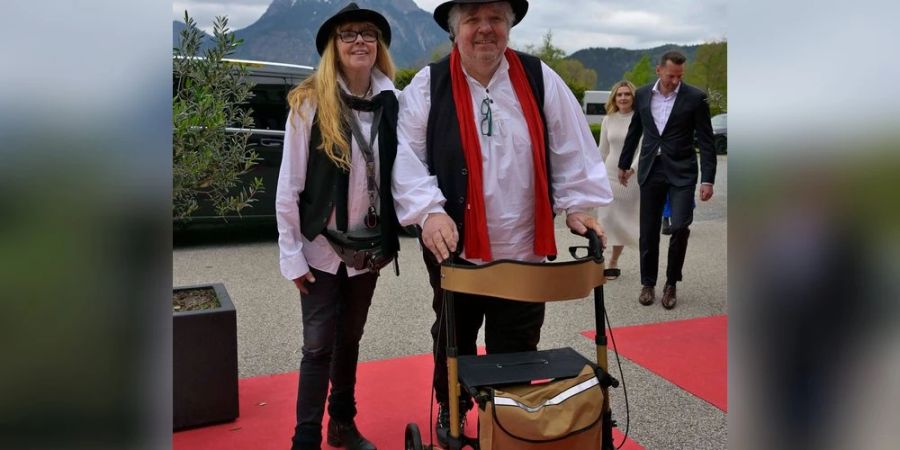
[661,284,677,309]
[638,286,655,305]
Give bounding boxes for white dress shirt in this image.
[650,79,681,136]
[392,57,613,263]
[275,69,396,280]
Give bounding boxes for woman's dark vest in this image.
[297,90,400,259]
[425,51,552,248]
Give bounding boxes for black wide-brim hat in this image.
[315,2,392,55]
[433,0,529,33]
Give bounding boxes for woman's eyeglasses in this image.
[338,30,379,43]
[480,97,493,136]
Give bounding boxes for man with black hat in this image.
[276,3,399,450]
[391,0,613,446]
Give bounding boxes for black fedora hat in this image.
[315,2,391,55]
[433,0,528,33]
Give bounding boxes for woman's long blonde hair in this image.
[287,25,396,170]
[605,80,636,115]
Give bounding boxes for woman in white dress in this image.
[597,81,639,279]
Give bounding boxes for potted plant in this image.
[172,12,260,430]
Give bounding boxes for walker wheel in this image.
[405,422,423,450]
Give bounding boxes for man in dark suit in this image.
[617,50,717,309]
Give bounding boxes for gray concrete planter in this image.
[173,283,239,430]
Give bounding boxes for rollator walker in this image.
[405,230,621,450]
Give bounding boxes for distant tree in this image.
[173,12,262,221]
[553,58,597,103]
[685,40,727,114]
[394,68,418,90]
[430,41,453,63]
[623,54,655,86]
[398,41,451,90]
[522,31,597,104]
[525,30,566,62]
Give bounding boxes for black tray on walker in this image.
[458,347,592,390]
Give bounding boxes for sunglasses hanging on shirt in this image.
[480,96,493,137]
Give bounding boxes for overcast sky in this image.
[173,0,726,54]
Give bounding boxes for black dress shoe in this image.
[661,217,672,235]
[661,284,677,309]
[327,419,376,450]
[639,286,655,306]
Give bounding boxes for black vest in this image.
[425,51,552,248]
[298,90,400,259]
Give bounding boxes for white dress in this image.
[597,111,640,248]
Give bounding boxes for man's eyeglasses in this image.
[480,97,493,137]
[338,29,379,43]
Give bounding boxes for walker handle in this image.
[582,229,604,259]
[567,228,604,261]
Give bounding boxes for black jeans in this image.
[423,252,545,407]
[291,265,378,450]
[639,165,695,287]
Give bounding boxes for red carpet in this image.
[582,315,727,411]
[173,352,642,449]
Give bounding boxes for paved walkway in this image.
[174,156,728,449]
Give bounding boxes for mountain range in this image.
[572,44,699,91]
[174,0,447,69]
[173,0,702,89]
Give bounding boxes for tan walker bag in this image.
[478,364,604,449]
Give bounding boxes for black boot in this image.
[289,441,319,450]
[435,402,468,448]
[289,425,321,450]
[326,419,376,450]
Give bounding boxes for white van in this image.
[582,90,611,125]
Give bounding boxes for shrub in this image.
[394,67,419,90]
[589,123,602,145]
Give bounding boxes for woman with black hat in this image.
[275,3,399,450]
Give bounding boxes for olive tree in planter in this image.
[173,11,261,222]
[172,12,260,430]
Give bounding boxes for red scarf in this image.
[449,47,556,261]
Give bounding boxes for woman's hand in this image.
[292,272,316,295]
[618,168,635,187]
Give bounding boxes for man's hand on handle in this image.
[422,212,458,263]
[566,211,607,248]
